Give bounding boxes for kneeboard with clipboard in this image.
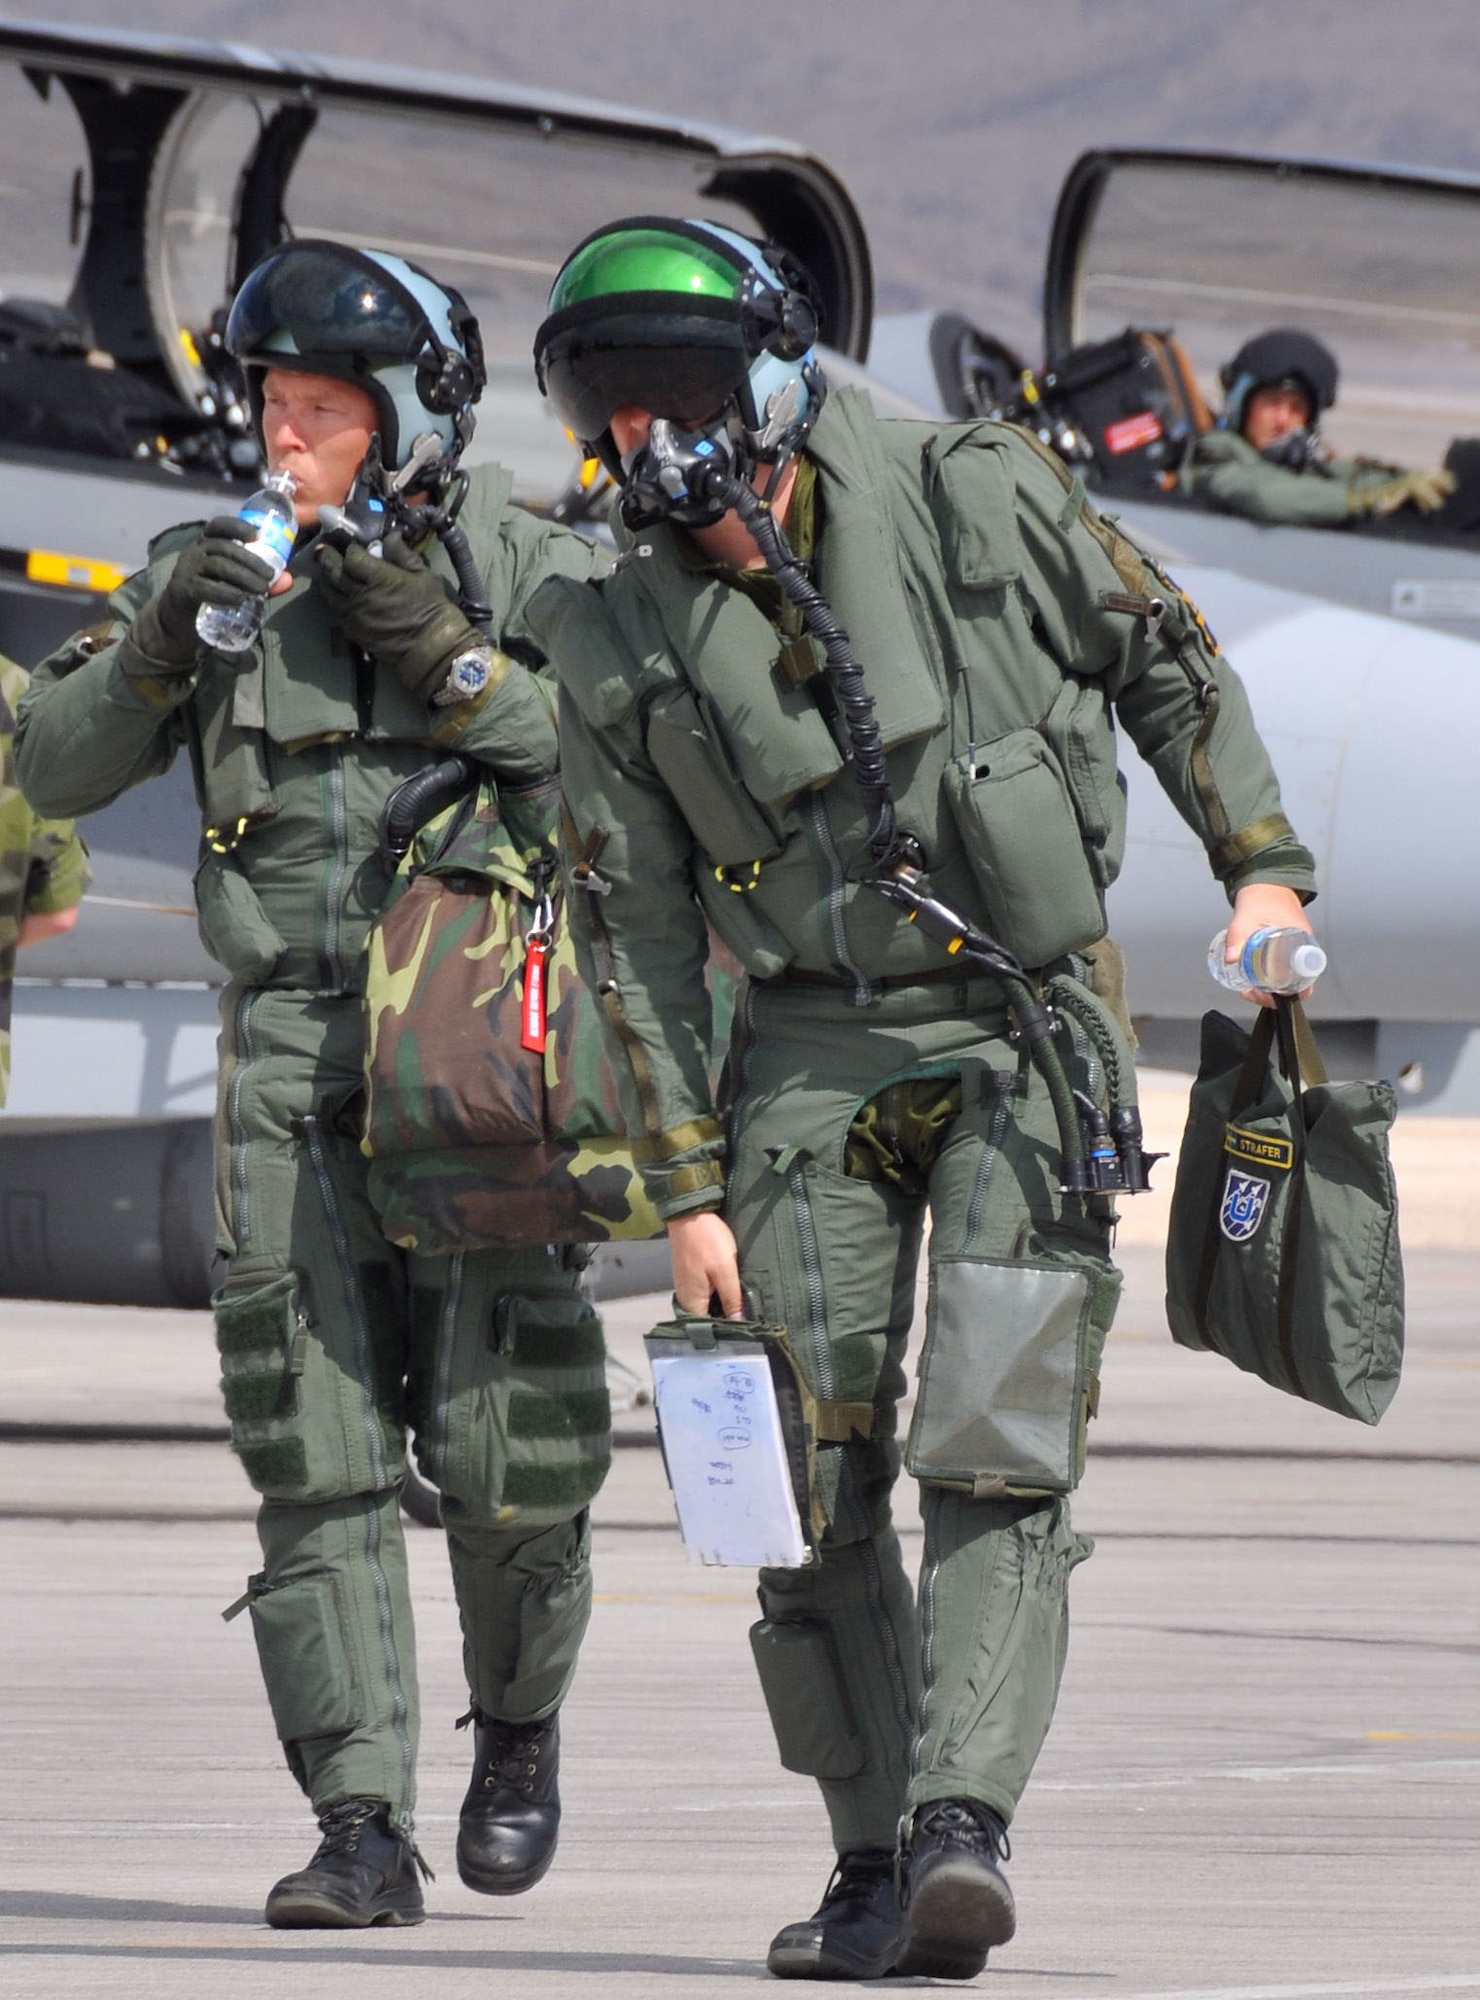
[644,1318,822,1569]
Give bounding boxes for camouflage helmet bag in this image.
[362,775,659,1252]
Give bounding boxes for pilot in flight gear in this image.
[1182,326,1455,526]
[530,219,1319,1982]
[16,241,611,1928]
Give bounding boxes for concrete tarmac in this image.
[3,1223,1479,1997]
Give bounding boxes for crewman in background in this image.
[1183,327,1454,525]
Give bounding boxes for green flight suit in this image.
[530,390,1316,1851]
[16,467,611,1829]
[1182,428,1396,526]
[0,656,89,1104]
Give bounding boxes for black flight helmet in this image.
[1219,328,1339,441]
[225,239,487,474]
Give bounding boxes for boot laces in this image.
[821,1847,894,1911]
[309,1798,380,1862]
[458,1708,550,1799]
[916,1799,1011,1865]
[310,1798,434,1882]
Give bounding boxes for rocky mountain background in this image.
[16,1,1479,359]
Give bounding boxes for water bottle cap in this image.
[1290,942,1327,979]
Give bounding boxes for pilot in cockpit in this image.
[1181,328,1455,528]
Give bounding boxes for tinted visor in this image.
[538,304,750,442]
[226,240,431,365]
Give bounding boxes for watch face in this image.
[449,652,490,698]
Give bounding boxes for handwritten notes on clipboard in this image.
[645,1334,809,1569]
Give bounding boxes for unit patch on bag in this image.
[1219,1167,1272,1243]
[1218,1120,1293,1241]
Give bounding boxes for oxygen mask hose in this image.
[725,474,1092,1194]
[364,437,494,631]
[726,481,903,869]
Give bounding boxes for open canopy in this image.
[0,18,871,490]
[1045,147,1480,467]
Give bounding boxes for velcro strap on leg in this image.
[812,1399,875,1443]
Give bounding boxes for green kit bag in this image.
[1165,998,1403,1424]
[362,774,660,1253]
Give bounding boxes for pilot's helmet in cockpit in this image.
[1219,328,1339,468]
[224,239,487,474]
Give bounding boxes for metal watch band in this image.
[431,644,494,706]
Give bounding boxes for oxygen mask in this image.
[1260,425,1322,472]
[619,416,747,531]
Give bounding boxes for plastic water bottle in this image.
[195,469,299,653]
[1207,925,1328,995]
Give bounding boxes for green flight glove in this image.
[121,518,276,677]
[314,532,480,704]
[1349,467,1457,518]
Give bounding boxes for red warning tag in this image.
[1104,410,1163,455]
[521,940,549,1052]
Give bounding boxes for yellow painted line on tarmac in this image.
[1366,1729,1480,1742]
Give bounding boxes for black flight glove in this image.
[121,518,276,677]
[314,532,480,705]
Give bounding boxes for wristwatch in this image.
[432,643,495,706]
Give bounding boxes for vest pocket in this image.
[942,730,1106,966]
[195,849,287,984]
[695,865,793,978]
[645,686,784,867]
[1040,678,1127,889]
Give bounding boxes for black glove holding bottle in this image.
[314,532,480,704]
[120,519,277,678]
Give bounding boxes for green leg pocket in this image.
[246,1570,366,1745]
[749,1617,865,1779]
[442,1290,612,1529]
[906,1254,1121,1494]
[215,1270,358,1500]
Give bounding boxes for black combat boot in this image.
[264,1798,427,1929]
[456,1708,561,1895]
[895,1797,1015,1979]
[765,1848,904,1980]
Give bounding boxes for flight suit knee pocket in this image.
[214,1271,343,1500]
[246,1571,365,1744]
[500,1293,612,1520]
[445,1291,612,1528]
[906,1254,1121,1494]
[749,1618,865,1779]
